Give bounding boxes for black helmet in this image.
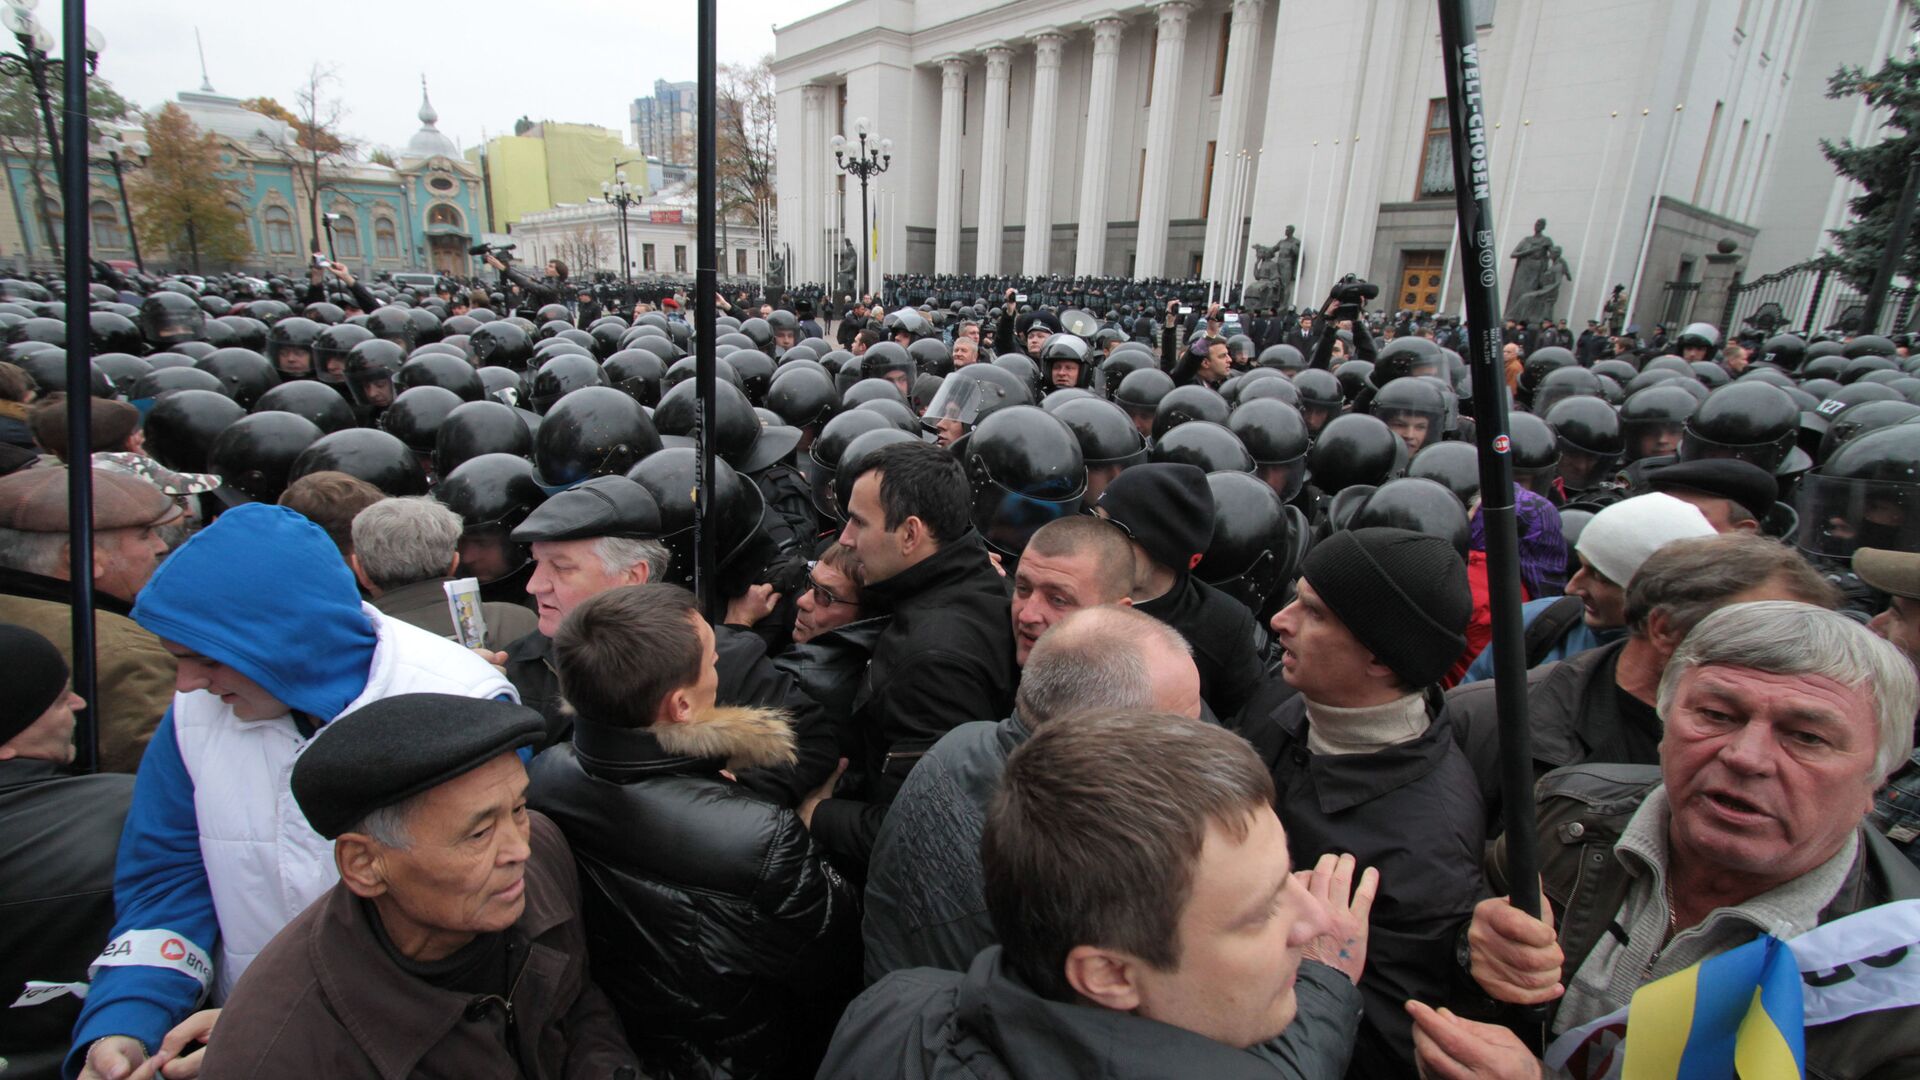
[1408,440,1480,506]
[244,299,291,326]
[530,353,609,414]
[1620,383,1699,462]
[1370,376,1449,455]
[144,389,244,473]
[992,352,1042,390]
[380,385,464,455]
[1151,384,1230,440]
[654,379,772,469]
[1353,477,1471,558]
[922,363,1032,441]
[1794,424,1920,561]
[1842,334,1896,360]
[469,321,534,371]
[536,304,572,326]
[586,321,626,359]
[1037,333,1094,389]
[907,337,951,380]
[407,307,444,347]
[1840,355,1899,385]
[843,377,908,413]
[265,316,325,380]
[737,316,775,352]
[1680,380,1803,475]
[1371,337,1445,386]
[250,379,357,434]
[1050,396,1148,475]
[601,349,668,408]
[1236,373,1301,409]
[1690,360,1730,388]
[1309,413,1402,494]
[1508,412,1562,498]
[767,309,800,337]
[1593,358,1640,384]
[312,324,374,385]
[809,409,897,521]
[1531,365,1604,417]
[664,354,741,393]
[90,310,142,355]
[1334,360,1374,403]
[194,348,279,409]
[830,428,921,519]
[1544,395,1622,493]
[880,308,936,342]
[1520,347,1578,397]
[13,350,111,399]
[725,347,778,406]
[364,306,417,350]
[93,353,152,393]
[1113,367,1175,421]
[1150,420,1255,474]
[1293,367,1343,414]
[1196,471,1294,613]
[861,340,917,387]
[390,351,481,403]
[1818,400,1920,463]
[434,400,534,477]
[139,291,206,347]
[208,411,324,504]
[1674,322,1720,355]
[435,453,548,582]
[963,405,1087,557]
[290,428,428,496]
[215,316,269,353]
[344,339,407,407]
[1256,343,1307,373]
[626,448,767,585]
[1756,334,1807,372]
[305,301,346,325]
[1097,349,1154,399]
[766,365,839,431]
[532,386,661,492]
[1228,397,1310,502]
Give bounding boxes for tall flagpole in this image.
[694,0,719,618]
[1436,0,1540,922]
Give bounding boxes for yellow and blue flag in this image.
[1619,933,1805,1079]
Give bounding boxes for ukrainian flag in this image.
[1621,933,1806,1079]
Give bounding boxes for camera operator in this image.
[1309,276,1380,370]
[301,259,377,315]
[483,248,565,314]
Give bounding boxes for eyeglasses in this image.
[804,562,853,608]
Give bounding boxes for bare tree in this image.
[716,57,776,231]
[557,224,607,277]
[247,64,357,259]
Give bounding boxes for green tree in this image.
[126,104,250,273]
[0,75,134,259]
[1822,3,1920,291]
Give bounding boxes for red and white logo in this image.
[160,938,186,962]
[1492,434,1511,454]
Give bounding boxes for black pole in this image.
[693,0,719,620]
[28,49,62,189]
[1861,153,1920,335]
[62,0,97,774]
[110,150,142,273]
[1436,0,1539,917]
[858,137,870,300]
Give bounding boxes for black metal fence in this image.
[1709,260,1916,338]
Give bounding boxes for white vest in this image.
[171,604,516,1000]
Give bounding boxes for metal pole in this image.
[694,0,719,619]
[1436,0,1539,920]
[62,0,97,774]
[1622,103,1685,332]
[28,49,62,188]
[1861,153,1920,334]
[858,137,871,300]
[110,150,142,273]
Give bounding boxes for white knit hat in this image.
[1574,493,1716,585]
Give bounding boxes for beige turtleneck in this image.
[1303,692,1430,756]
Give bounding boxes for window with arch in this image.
[426,203,463,230]
[263,205,296,254]
[374,217,398,259]
[331,212,359,259]
[92,200,123,248]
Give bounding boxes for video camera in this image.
[469,241,516,262]
[1327,273,1379,321]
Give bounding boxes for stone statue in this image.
[1503,218,1555,321]
[1247,226,1302,311]
[836,238,858,296]
[767,251,786,291]
[1511,245,1571,324]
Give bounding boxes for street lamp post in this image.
[831,117,891,300]
[601,168,638,299]
[96,131,146,272]
[0,0,102,189]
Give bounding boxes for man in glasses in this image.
[773,546,887,754]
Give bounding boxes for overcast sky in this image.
[85,0,840,153]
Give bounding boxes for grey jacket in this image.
[817,946,1361,1080]
[369,577,539,653]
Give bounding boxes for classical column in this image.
[1075,15,1126,277]
[974,44,1014,276]
[1201,0,1266,285]
[1134,1,1191,279]
[934,56,968,274]
[1021,30,1068,277]
[801,84,832,285]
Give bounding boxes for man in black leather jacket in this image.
[528,584,861,1080]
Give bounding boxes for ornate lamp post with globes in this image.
[601,168,639,298]
[95,130,148,272]
[831,117,890,299]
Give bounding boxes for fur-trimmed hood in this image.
[648,705,797,772]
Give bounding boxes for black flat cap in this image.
[293,693,545,840]
[510,475,663,543]
[1645,458,1777,525]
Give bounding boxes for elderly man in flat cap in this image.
[189,693,638,1079]
[0,464,179,773]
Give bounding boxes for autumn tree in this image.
[1822,3,1920,293]
[127,104,250,273]
[0,75,134,259]
[716,57,776,231]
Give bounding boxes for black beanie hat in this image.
[1301,527,1472,689]
[1093,462,1215,571]
[0,623,70,746]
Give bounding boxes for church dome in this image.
[402,79,459,161]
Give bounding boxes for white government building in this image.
[773,0,1904,330]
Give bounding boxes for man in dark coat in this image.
[529,584,860,1079]
[805,442,1016,873]
[1093,463,1264,720]
[195,694,639,1080]
[0,626,133,1078]
[820,709,1371,1080]
[1243,527,1485,1078]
